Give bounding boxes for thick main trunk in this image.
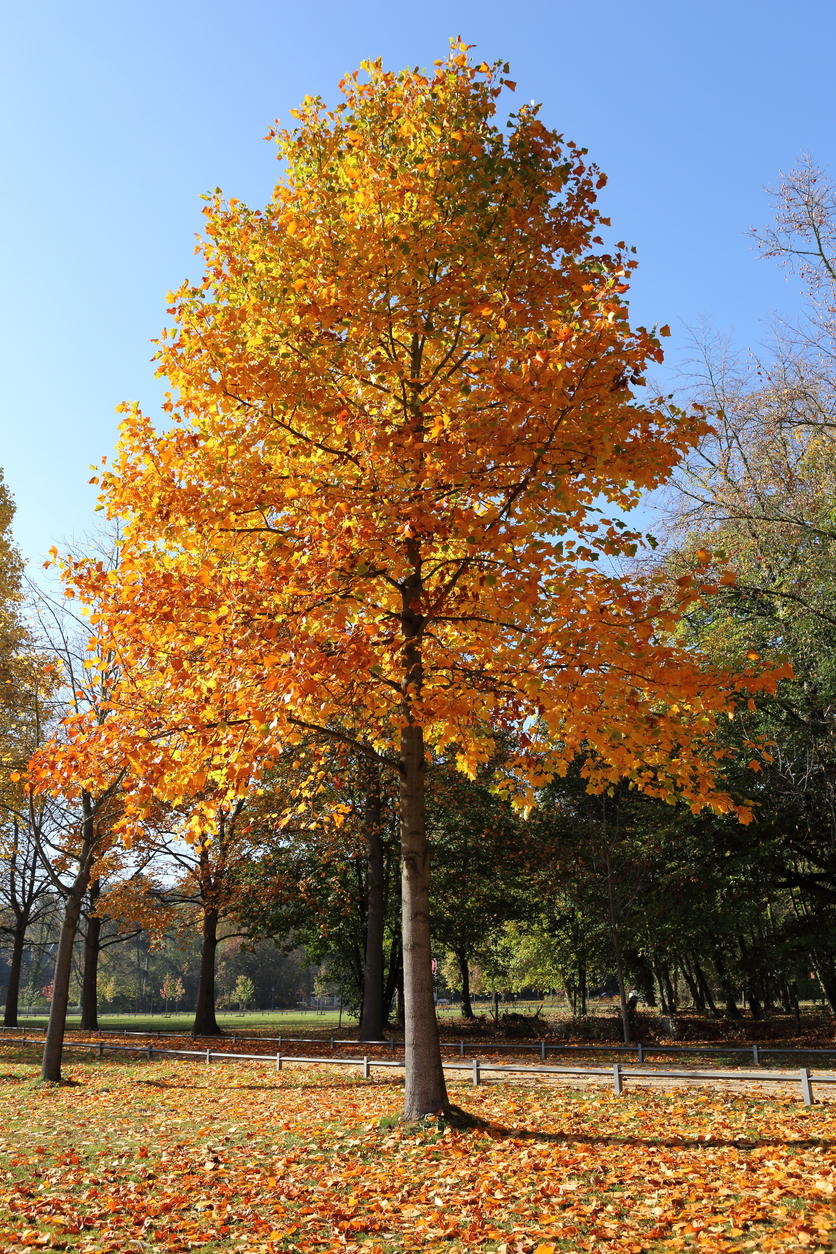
[41,891,85,1082]
[359,762,385,1042]
[400,719,448,1119]
[192,907,221,1036]
[455,948,474,1019]
[4,917,28,1027]
[80,880,101,1031]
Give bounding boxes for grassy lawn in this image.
[10,1011,352,1036]
[1,1046,835,1253]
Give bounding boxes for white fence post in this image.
[276,1053,282,1072]
[613,1063,623,1096]
[800,1068,814,1106]
[472,1059,481,1087]
[362,1055,370,1080]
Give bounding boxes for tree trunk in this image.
[192,906,221,1036]
[713,948,741,1019]
[662,966,678,1016]
[623,948,657,1007]
[359,761,385,1041]
[694,961,719,1016]
[400,718,448,1119]
[654,964,669,1015]
[80,879,101,1031]
[4,916,28,1027]
[679,957,704,1012]
[455,947,474,1019]
[383,931,402,1024]
[40,889,85,1082]
[811,954,836,1016]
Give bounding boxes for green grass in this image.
[10,1008,354,1035]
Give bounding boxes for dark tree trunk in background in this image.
[359,761,385,1041]
[80,879,101,1031]
[623,949,657,1007]
[383,932,402,1025]
[455,947,474,1019]
[713,947,741,1019]
[192,906,221,1036]
[811,954,836,1015]
[654,965,669,1016]
[662,966,678,1016]
[680,958,704,1012]
[4,916,28,1027]
[694,962,718,1016]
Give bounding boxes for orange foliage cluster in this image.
[35,47,788,838]
[1,1058,833,1253]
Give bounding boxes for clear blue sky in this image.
[2,0,833,565]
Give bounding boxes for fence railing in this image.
[4,1023,835,1067]
[4,1034,834,1107]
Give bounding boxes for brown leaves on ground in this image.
[0,1055,834,1254]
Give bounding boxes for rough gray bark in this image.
[359,761,385,1041]
[80,879,101,1031]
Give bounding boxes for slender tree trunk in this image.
[383,932,402,1023]
[41,890,85,1082]
[713,948,741,1019]
[694,961,719,1016]
[623,948,657,1007]
[679,956,704,1012]
[400,718,448,1119]
[663,966,678,1016]
[455,948,473,1019]
[811,954,836,1016]
[192,906,221,1036]
[359,761,385,1041]
[654,965,669,1015]
[4,916,28,1027]
[80,879,101,1031]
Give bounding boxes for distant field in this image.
[10,1009,352,1035]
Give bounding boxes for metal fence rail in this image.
[4,1035,834,1107]
[3,1023,836,1068]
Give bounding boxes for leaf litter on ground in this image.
[0,1051,834,1253]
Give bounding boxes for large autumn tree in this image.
[60,48,783,1117]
